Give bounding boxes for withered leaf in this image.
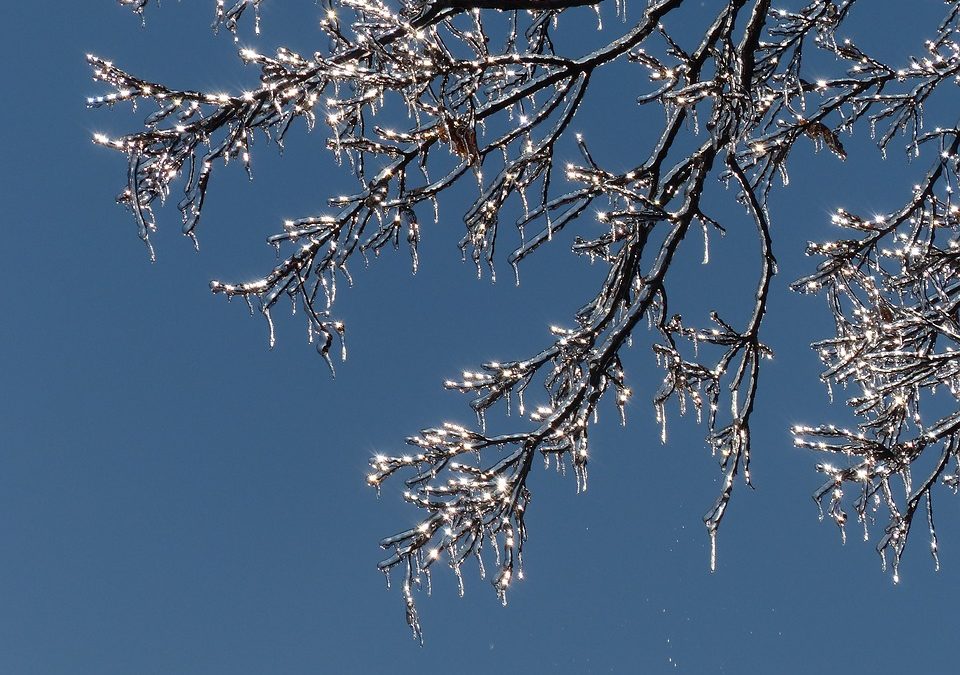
[439,114,479,165]
[805,122,847,160]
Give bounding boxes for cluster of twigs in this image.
[90,0,960,640]
[787,1,960,582]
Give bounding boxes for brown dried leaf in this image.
[440,114,479,164]
[805,122,847,160]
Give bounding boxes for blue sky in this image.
[2,1,960,672]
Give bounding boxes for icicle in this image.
[778,163,790,186]
[402,573,422,644]
[701,219,710,264]
[321,346,336,377]
[453,559,465,596]
[498,584,509,607]
[656,402,668,444]
[928,492,940,571]
[338,324,348,361]
[476,546,487,580]
[409,243,420,275]
[264,307,276,348]
[576,459,589,493]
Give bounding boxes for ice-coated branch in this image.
[785,0,960,579]
[90,0,960,641]
[793,126,960,580]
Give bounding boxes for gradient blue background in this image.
[2,2,959,672]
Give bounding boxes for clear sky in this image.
[2,1,959,672]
